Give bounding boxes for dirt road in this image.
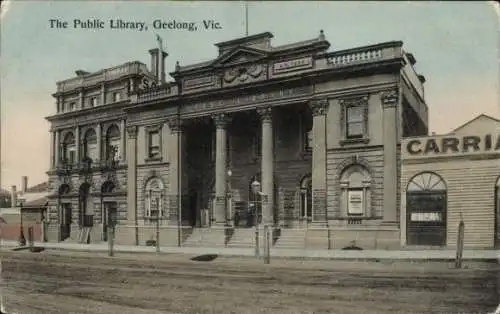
[0,250,498,314]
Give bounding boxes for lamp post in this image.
[18,201,26,247]
[226,169,232,227]
[156,194,161,253]
[251,180,260,258]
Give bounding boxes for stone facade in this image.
[45,31,428,249]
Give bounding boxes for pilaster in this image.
[96,123,102,161]
[78,88,84,109]
[101,84,106,106]
[75,126,80,163]
[381,90,398,224]
[257,107,274,225]
[54,130,60,163]
[126,125,138,244]
[166,117,184,224]
[50,131,55,169]
[310,99,329,224]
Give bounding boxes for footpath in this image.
[1,240,499,261]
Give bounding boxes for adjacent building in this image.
[45,31,429,249]
[401,114,500,249]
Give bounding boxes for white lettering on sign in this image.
[411,212,442,222]
[347,190,363,215]
[273,57,313,74]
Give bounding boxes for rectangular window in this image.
[347,189,364,215]
[68,149,76,164]
[113,92,121,102]
[346,106,364,138]
[253,134,261,158]
[69,102,76,111]
[90,97,98,107]
[148,131,160,159]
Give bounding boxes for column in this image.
[381,90,398,223]
[310,99,329,223]
[96,123,102,161]
[120,119,126,161]
[128,77,135,93]
[126,126,138,244]
[54,130,60,164]
[166,117,183,224]
[75,126,80,163]
[212,113,229,225]
[257,107,274,225]
[101,84,106,106]
[49,131,55,169]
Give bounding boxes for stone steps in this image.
[274,229,307,249]
[227,228,259,248]
[183,228,226,247]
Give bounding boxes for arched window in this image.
[144,177,164,219]
[300,175,312,219]
[101,181,115,194]
[105,124,121,161]
[61,132,76,164]
[82,128,98,162]
[407,172,447,192]
[340,164,371,217]
[58,184,71,195]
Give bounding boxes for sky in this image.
[0,1,499,190]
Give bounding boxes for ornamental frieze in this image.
[181,85,312,115]
[223,64,265,84]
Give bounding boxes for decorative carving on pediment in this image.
[223,64,264,83]
[309,99,329,117]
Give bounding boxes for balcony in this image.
[99,158,119,171]
[55,160,73,176]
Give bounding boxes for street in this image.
[0,250,498,314]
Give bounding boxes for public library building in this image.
[45,31,431,249]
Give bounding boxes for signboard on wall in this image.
[348,190,363,215]
[410,212,442,222]
[405,134,500,156]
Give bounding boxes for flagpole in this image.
[156,34,164,85]
[245,1,249,36]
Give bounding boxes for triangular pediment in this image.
[212,46,268,67]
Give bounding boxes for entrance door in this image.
[406,172,447,246]
[60,203,72,241]
[102,202,117,241]
[189,191,197,227]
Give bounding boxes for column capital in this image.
[211,112,231,129]
[381,90,398,108]
[126,125,138,139]
[166,117,184,133]
[309,99,329,117]
[256,106,273,123]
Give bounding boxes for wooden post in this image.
[156,206,160,253]
[455,218,465,269]
[264,224,270,264]
[108,225,114,257]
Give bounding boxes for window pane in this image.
[150,132,160,147]
[305,130,313,149]
[347,106,363,122]
[87,144,97,161]
[347,122,364,137]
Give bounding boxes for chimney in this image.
[148,48,168,85]
[11,185,17,208]
[22,176,28,193]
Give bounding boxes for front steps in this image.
[182,227,226,247]
[274,228,307,249]
[226,228,259,248]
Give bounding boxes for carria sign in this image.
[406,134,500,155]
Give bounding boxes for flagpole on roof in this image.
[245,1,249,36]
[156,33,164,85]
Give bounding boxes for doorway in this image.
[189,191,197,227]
[102,202,117,241]
[60,203,72,241]
[406,172,447,246]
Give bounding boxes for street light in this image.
[226,169,232,226]
[251,180,260,258]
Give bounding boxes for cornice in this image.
[46,100,132,122]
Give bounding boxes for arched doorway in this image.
[495,176,500,248]
[58,184,71,241]
[406,172,447,246]
[299,174,312,221]
[101,181,117,242]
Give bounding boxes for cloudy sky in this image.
[0,1,499,189]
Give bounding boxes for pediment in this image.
[451,114,500,135]
[212,46,268,67]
